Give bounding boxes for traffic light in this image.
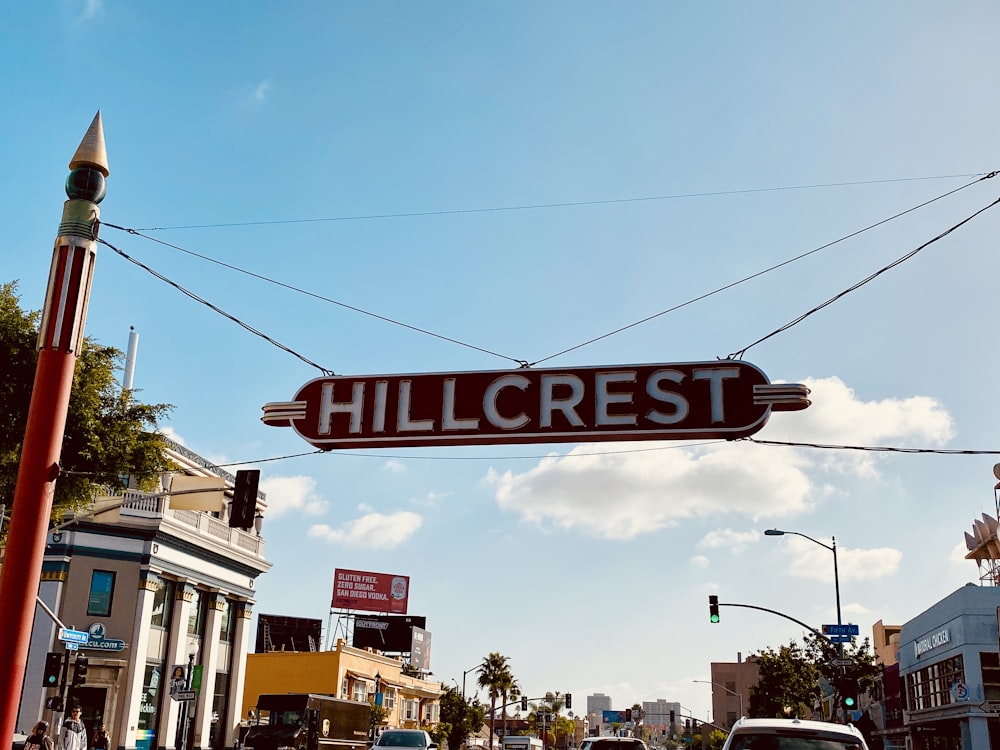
[625,708,632,722]
[669,710,675,724]
[230,469,260,529]
[565,693,571,709]
[71,653,89,686]
[43,652,63,688]
[521,696,528,711]
[45,696,64,712]
[838,678,858,711]
[709,595,720,623]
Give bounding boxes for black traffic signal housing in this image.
[669,709,675,724]
[230,469,260,529]
[565,693,571,710]
[43,652,63,688]
[837,676,858,711]
[625,708,632,722]
[45,696,64,712]
[71,653,89,686]
[521,696,528,711]
[709,595,720,623]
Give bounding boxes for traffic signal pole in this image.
[0,113,108,747]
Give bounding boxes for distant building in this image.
[586,693,612,735]
[641,699,679,736]
[242,638,443,731]
[709,653,758,730]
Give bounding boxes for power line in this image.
[745,437,1000,456]
[130,172,988,231]
[728,193,1000,359]
[530,172,995,366]
[99,238,335,375]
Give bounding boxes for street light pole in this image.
[692,680,743,724]
[764,528,841,636]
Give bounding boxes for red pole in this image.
[0,112,108,744]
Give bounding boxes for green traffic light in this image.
[844,696,856,708]
[710,613,720,623]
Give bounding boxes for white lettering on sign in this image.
[914,628,950,658]
[264,360,812,450]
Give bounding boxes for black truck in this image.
[243,693,371,750]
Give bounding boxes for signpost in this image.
[822,624,860,636]
[830,658,856,667]
[980,701,1000,713]
[263,360,810,450]
[171,690,196,702]
[57,628,89,645]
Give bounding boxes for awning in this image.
[345,670,375,683]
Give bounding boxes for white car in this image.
[372,730,437,750]
[579,738,647,750]
[721,717,869,749]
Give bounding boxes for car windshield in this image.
[378,732,427,747]
[728,735,863,749]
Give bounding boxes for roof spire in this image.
[69,111,109,177]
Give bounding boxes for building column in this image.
[223,601,254,749]
[963,715,990,747]
[118,574,159,750]
[159,582,196,749]
[191,593,224,749]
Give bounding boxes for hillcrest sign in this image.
[262,360,809,450]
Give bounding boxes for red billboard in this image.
[332,568,410,614]
[263,361,809,450]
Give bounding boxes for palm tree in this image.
[477,652,513,748]
[499,674,521,741]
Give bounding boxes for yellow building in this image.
[242,639,443,731]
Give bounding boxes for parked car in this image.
[720,717,869,749]
[372,730,437,750]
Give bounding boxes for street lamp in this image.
[692,680,743,724]
[461,664,480,700]
[764,528,841,635]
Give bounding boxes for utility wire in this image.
[99,238,335,375]
[103,225,529,368]
[130,173,988,231]
[728,193,1000,359]
[530,172,996,366]
[746,437,1000,456]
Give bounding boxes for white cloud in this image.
[698,529,761,552]
[774,536,902,582]
[383,459,405,473]
[259,475,328,518]
[486,375,953,541]
[307,510,422,548]
[81,0,102,20]
[253,79,271,103]
[689,555,710,568]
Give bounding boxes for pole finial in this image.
[69,111,109,177]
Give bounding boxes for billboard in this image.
[409,626,432,671]
[352,615,427,652]
[602,711,626,724]
[255,614,323,653]
[332,568,410,614]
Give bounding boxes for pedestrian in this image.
[60,707,88,750]
[25,721,54,750]
[92,724,109,750]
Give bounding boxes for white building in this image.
[16,437,271,750]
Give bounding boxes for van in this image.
[501,737,543,750]
[243,693,370,750]
[578,738,646,750]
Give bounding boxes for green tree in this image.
[477,652,514,747]
[370,700,390,740]
[803,633,880,718]
[0,281,173,538]
[435,685,485,750]
[748,640,820,719]
[498,673,521,741]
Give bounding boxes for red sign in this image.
[263,360,809,450]
[332,568,410,614]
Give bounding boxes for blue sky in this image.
[6,0,1000,723]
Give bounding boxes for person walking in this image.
[92,724,109,750]
[25,721,54,750]
[60,707,88,750]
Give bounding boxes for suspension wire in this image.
[128,172,989,231]
[102,224,529,368]
[100,238,335,375]
[728,194,1000,359]
[530,173,996,367]
[745,437,1000,455]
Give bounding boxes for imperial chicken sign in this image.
[262,360,809,449]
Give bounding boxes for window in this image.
[982,652,1000,700]
[341,677,349,700]
[219,600,236,643]
[149,576,175,629]
[906,654,965,711]
[404,700,418,721]
[87,570,115,616]
[352,680,369,702]
[187,589,206,636]
[383,688,396,710]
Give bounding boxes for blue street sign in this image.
[58,628,90,644]
[822,623,860,637]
